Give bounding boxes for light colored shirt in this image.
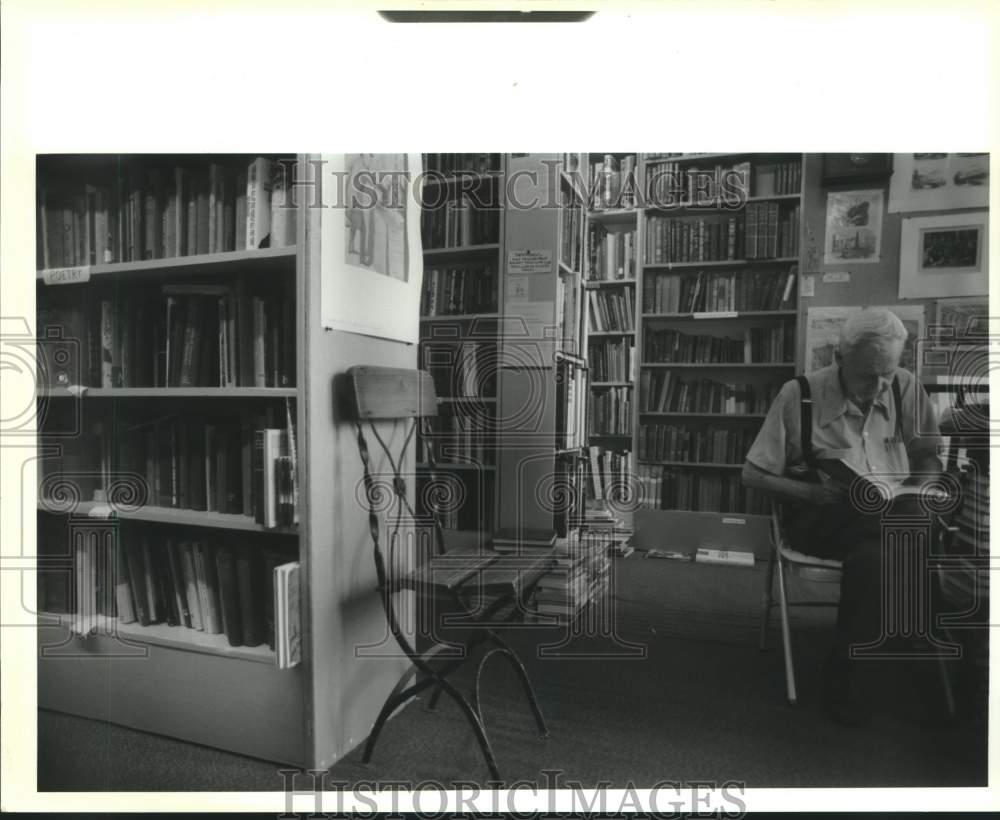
[744,364,941,483]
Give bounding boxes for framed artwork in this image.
[934,298,989,340]
[321,153,424,344]
[888,153,989,213]
[822,153,893,184]
[823,189,884,264]
[898,211,988,299]
[805,304,925,374]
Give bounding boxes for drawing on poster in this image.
[823,189,883,264]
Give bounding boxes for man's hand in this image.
[807,482,848,506]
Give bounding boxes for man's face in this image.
[840,339,903,405]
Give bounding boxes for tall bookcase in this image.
[417,154,505,545]
[633,153,803,552]
[581,153,640,511]
[35,153,416,769]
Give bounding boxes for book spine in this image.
[214,545,243,647]
[178,541,204,631]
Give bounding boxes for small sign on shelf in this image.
[41,266,92,286]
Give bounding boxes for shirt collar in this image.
[815,365,892,427]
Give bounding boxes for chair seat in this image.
[403,549,556,598]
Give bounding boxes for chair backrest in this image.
[346,366,446,599]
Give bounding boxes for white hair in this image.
[839,307,908,358]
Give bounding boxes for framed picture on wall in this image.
[823,189,884,265]
[888,153,989,212]
[822,153,893,184]
[898,211,989,299]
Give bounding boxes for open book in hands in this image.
[815,452,949,504]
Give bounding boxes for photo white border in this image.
[899,211,989,299]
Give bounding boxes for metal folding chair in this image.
[346,366,552,780]
[759,503,843,705]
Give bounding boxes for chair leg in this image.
[486,634,549,738]
[361,666,432,765]
[436,677,502,781]
[759,546,777,651]
[775,556,797,705]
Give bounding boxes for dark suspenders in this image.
[796,372,903,469]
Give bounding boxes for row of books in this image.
[588,225,637,281]
[642,323,795,365]
[638,423,754,465]
[38,515,298,651]
[588,336,636,383]
[420,265,499,317]
[420,416,495,466]
[561,199,584,272]
[635,465,770,514]
[644,160,750,208]
[639,374,782,415]
[754,161,802,197]
[643,268,797,315]
[645,214,742,264]
[41,410,298,529]
[745,202,799,259]
[420,197,500,249]
[589,154,638,210]
[587,286,635,333]
[423,154,501,176]
[586,446,634,503]
[38,283,295,389]
[38,156,294,270]
[588,386,633,436]
[422,341,497,399]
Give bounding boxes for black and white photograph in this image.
[2,2,997,816]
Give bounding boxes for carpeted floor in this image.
[37,559,988,790]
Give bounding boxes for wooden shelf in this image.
[643,257,799,270]
[38,499,299,535]
[39,611,276,664]
[641,362,793,369]
[45,386,297,399]
[589,431,632,437]
[588,330,635,337]
[584,278,637,289]
[643,310,797,320]
[423,243,501,258]
[36,246,296,283]
[746,194,801,202]
[437,396,498,404]
[588,208,639,224]
[590,381,634,387]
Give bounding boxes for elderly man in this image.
[742,307,943,726]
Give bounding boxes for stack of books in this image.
[575,506,635,557]
[527,531,612,623]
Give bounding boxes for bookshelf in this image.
[581,153,640,513]
[417,154,504,540]
[35,153,420,770]
[633,153,804,553]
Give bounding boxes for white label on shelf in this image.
[42,266,91,285]
[800,275,816,297]
[508,275,530,301]
[721,517,746,525]
[693,311,738,319]
[822,271,851,284]
[508,248,553,275]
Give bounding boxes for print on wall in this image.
[823,189,883,265]
[898,211,989,299]
[322,153,424,344]
[888,153,989,213]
